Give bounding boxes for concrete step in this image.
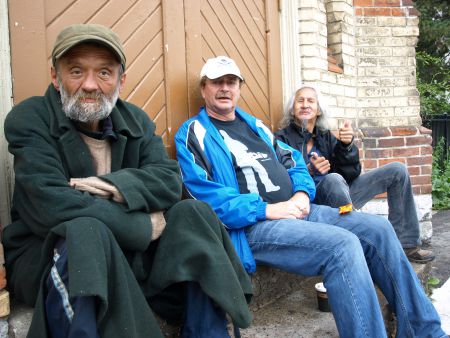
[3,262,432,338]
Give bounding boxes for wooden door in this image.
[184,0,283,130]
[8,0,282,153]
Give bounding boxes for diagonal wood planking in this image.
[9,0,281,148]
[44,0,168,139]
[201,0,270,125]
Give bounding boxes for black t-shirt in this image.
[210,116,293,203]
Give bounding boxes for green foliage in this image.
[416,52,450,118]
[425,276,441,296]
[413,0,450,59]
[432,138,450,209]
[414,1,450,118]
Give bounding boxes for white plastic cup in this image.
[315,282,331,312]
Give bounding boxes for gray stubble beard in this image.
[58,77,120,123]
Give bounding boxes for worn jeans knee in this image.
[314,173,351,207]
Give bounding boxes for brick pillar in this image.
[353,1,432,241]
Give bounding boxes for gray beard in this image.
[59,80,120,123]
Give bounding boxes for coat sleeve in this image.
[5,101,151,251]
[101,111,182,213]
[174,121,267,229]
[329,132,361,183]
[275,140,316,201]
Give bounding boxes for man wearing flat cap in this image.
[3,24,252,338]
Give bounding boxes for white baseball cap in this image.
[200,56,244,81]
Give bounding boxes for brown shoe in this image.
[404,247,435,264]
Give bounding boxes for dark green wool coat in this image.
[3,85,252,338]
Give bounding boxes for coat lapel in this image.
[59,131,96,178]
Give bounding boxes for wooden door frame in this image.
[162,1,189,156]
[0,0,14,225]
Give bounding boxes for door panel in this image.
[8,0,281,152]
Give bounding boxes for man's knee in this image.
[168,199,217,220]
[330,231,365,264]
[315,173,350,207]
[325,173,347,185]
[383,162,409,179]
[64,217,111,235]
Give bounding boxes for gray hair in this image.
[279,84,330,131]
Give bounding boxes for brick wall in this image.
[354,0,421,128]
[296,0,433,239]
[357,126,432,195]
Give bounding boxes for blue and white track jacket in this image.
[175,107,316,273]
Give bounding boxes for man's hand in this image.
[289,191,310,218]
[265,192,310,220]
[70,177,125,203]
[150,211,166,241]
[309,152,330,175]
[266,201,302,220]
[338,120,354,145]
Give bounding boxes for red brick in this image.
[378,138,405,148]
[419,126,432,135]
[379,158,406,166]
[392,147,420,157]
[408,7,420,16]
[420,184,432,194]
[362,159,378,170]
[402,0,414,5]
[355,8,364,15]
[407,166,420,175]
[421,146,433,155]
[406,136,431,146]
[408,156,432,166]
[413,186,421,194]
[354,139,363,148]
[359,149,364,159]
[360,127,391,138]
[391,126,417,136]
[411,175,431,185]
[362,138,377,148]
[374,0,400,6]
[391,8,406,16]
[354,0,373,6]
[364,7,392,15]
[365,149,392,158]
[421,166,431,175]
[374,192,388,199]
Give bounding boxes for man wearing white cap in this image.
[175,56,447,337]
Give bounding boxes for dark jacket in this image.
[275,123,361,183]
[4,85,252,338]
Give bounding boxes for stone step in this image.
[3,262,431,338]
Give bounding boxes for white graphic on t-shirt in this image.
[220,130,280,193]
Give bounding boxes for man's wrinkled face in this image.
[51,43,125,123]
[200,75,241,117]
[293,87,320,127]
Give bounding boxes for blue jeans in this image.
[245,204,446,338]
[46,240,100,338]
[314,162,421,248]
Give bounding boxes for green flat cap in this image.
[52,23,126,70]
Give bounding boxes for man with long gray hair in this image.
[276,84,434,264]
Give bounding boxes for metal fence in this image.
[423,114,450,154]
